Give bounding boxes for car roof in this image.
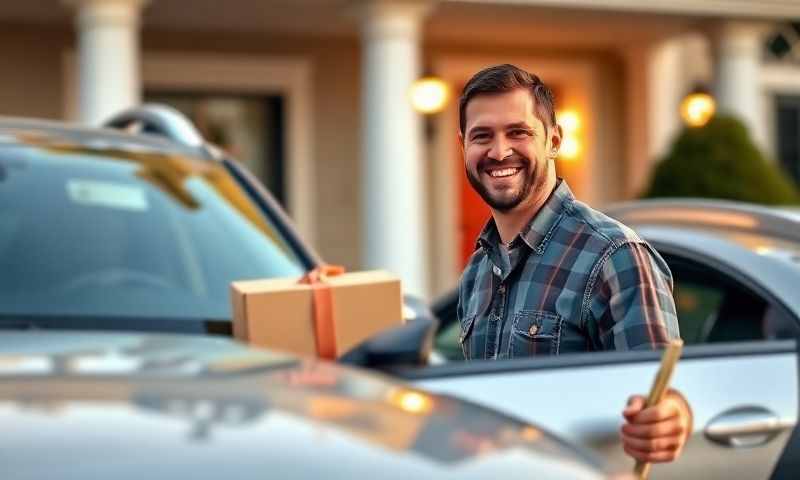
[605,198,800,244]
[0,116,210,160]
[604,199,800,316]
[0,331,604,479]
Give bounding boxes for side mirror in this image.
[339,315,439,371]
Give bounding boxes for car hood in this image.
[0,331,605,480]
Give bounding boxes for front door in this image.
[456,84,576,268]
[777,95,800,187]
[144,92,287,207]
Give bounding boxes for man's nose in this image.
[487,135,512,161]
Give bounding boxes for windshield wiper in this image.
[0,317,36,330]
[0,314,233,336]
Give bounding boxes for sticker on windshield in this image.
[0,356,52,375]
[66,179,148,211]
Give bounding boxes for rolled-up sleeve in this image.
[587,241,680,351]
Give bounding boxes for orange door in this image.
[456,83,566,268]
[458,138,491,268]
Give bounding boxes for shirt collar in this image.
[476,179,574,255]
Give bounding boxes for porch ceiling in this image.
[426,2,700,48]
[457,0,800,19]
[0,0,790,50]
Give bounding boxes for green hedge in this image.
[643,115,800,205]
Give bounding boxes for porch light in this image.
[557,110,581,133]
[410,76,450,115]
[560,136,582,159]
[556,109,582,160]
[680,91,716,128]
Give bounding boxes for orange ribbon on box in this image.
[299,265,345,359]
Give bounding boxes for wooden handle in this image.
[634,339,684,480]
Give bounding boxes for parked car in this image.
[0,330,609,480]
[0,106,431,337]
[422,200,800,478]
[0,107,607,479]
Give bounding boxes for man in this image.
[457,64,691,463]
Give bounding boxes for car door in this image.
[402,340,798,479]
[424,248,800,478]
[431,248,800,361]
[651,247,800,346]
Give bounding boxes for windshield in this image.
[0,138,306,324]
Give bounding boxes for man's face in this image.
[461,88,555,213]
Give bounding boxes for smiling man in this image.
[456,64,691,463]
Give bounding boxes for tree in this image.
[643,115,799,205]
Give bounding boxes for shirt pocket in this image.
[459,314,477,360]
[509,310,563,358]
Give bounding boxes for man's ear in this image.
[548,124,562,161]
[458,131,465,157]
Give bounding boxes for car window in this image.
[664,253,798,344]
[433,252,799,362]
[435,317,462,361]
[0,142,305,323]
[431,290,461,361]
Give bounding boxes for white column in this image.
[360,0,432,298]
[648,38,686,163]
[713,21,772,150]
[623,45,651,197]
[647,33,713,162]
[66,0,148,125]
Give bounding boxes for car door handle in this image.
[704,406,789,448]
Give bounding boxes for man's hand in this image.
[620,389,693,463]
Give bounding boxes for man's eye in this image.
[510,129,532,138]
[472,133,489,142]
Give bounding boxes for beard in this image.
[466,153,545,213]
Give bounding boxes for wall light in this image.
[410,76,450,115]
[680,90,716,128]
[558,110,581,134]
[560,136,582,159]
[556,109,582,161]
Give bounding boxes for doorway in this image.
[777,95,800,187]
[144,92,287,206]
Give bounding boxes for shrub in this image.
[643,115,799,205]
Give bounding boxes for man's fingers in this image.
[621,418,686,439]
[621,431,682,453]
[629,400,681,424]
[623,444,681,463]
[622,395,646,420]
[620,392,692,464]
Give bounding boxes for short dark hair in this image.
[459,64,556,136]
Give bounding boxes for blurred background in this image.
[2,0,799,299]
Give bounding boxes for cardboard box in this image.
[231,270,404,358]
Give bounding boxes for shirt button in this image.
[492,265,502,276]
[497,285,506,295]
[529,325,539,336]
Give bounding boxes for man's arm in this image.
[586,241,680,350]
[586,241,690,462]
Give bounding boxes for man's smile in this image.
[486,167,522,178]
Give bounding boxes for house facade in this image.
[2,0,799,298]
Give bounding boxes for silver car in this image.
[422,199,800,479]
[0,108,504,477]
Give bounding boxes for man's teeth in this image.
[489,168,520,178]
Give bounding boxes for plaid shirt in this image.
[457,180,680,360]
